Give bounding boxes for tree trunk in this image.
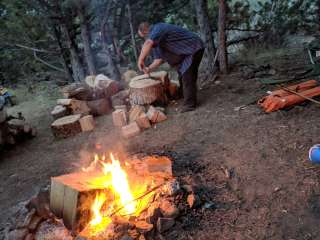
[218,0,228,74]
[193,0,217,76]
[53,26,74,82]
[78,3,97,75]
[127,0,138,63]
[101,6,121,81]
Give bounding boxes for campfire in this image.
[49,152,190,239]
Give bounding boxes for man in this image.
[138,22,204,112]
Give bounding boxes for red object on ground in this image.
[258,81,320,113]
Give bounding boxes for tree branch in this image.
[227,35,260,46]
[33,51,65,73]
[14,43,57,54]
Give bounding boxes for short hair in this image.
[138,22,150,32]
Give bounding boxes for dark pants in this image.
[179,49,204,107]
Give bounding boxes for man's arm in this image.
[138,39,154,71]
[145,59,164,73]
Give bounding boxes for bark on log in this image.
[87,98,112,116]
[51,114,82,138]
[61,83,92,100]
[129,76,166,105]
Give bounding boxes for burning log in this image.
[51,114,82,138]
[50,171,107,233]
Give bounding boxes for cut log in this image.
[147,106,167,123]
[87,98,112,116]
[129,105,146,123]
[123,70,138,83]
[129,76,166,105]
[111,90,130,107]
[51,105,68,120]
[57,99,73,106]
[51,114,82,138]
[112,109,127,127]
[85,74,120,99]
[50,171,107,233]
[122,122,141,138]
[114,105,127,111]
[61,83,92,100]
[135,113,151,129]
[69,100,90,116]
[79,115,95,132]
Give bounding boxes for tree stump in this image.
[51,114,82,138]
[79,115,95,132]
[129,76,166,105]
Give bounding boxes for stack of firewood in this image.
[0,109,36,146]
[50,74,124,138]
[112,71,178,138]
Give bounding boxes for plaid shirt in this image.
[149,23,204,75]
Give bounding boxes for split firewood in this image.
[129,75,167,105]
[112,109,128,127]
[122,122,141,138]
[135,113,151,129]
[51,114,82,138]
[51,105,68,120]
[79,115,95,132]
[147,106,167,123]
[129,105,146,122]
[87,98,112,116]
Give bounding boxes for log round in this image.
[129,77,165,105]
[51,114,82,138]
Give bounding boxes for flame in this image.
[102,153,136,215]
[84,153,155,236]
[90,193,106,226]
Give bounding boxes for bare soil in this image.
[1,47,320,240]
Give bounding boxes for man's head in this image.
[138,22,150,38]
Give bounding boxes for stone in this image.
[147,106,167,123]
[121,122,141,138]
[113,109,127,127]
[128,229,140,239]
[120,235,133,240]
[7,228,29,240]
[146,203,162,224]
[156,218,175,233]
[35,220,73,240]
[129,105,145,122]
[134,221,154,234]
[25,233,35,240]
[26,188,51,219]
[162,179,180,196]
[135,113,151,129]
[187,193,201,209]
[159,200,179,218]
[28,215,43,231]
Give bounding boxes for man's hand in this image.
[138,59,145,72]
[143,67,150,74]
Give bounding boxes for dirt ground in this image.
[2,47,320,240]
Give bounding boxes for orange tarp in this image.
[258,80,320,113]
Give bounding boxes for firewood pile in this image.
[112,71,178,138]
[51,71,178,139]
[3,155,202,240]
[0,109,36,147]
[50,74,123,138]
